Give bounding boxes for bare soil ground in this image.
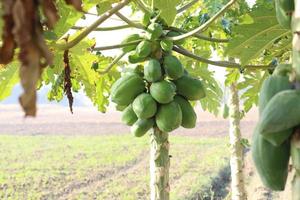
[0,105,258,137]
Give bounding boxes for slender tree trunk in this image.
[150,127,170,200]
[229,82,246,200]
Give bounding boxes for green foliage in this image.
[152,0,181,25]
[226,6,291,65]
[0,64,19,100]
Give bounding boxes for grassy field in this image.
[0,134,230,200]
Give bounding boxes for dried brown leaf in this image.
[41,0,59,28]
[65,0,83,11]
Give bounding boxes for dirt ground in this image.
[0,105,258,137]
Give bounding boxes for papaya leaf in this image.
[0,63,19,101]
[153,0,181,25]
[226,6,291,65]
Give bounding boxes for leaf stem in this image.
[93,40,142,51]
[99,52,126,74]
[115,12,145,29]
[166,26,229,43]
[72,24,132,31]
[168,0,237,41]
[177,0,199,14]
[54,0,130,51]
[173,46,270,69]
[133,0,151,13]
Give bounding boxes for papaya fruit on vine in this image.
[252,126,290,191]
[131,118,154,137]
[259,90,300,135]
[144,59,163,82]
[163,55,184,80]
[173,75,206,100]
[222,103,229,119]
[132,93,157,119]
[174,95,197,128]
[111,74,145,106]
[128,52,147,64]
[156,101,182,132]
[273,64,292,76]
[121,34,141,53]
[150,80,176,104]
[146,23,163,40]
[166,31,184,45]
[258,75,292,146]
[160,39,173,52]
[121,104,138,126]
[136,40,152,58]
[275,0,292,29]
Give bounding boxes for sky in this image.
[1,0,257,106]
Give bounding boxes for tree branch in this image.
[173,46,270,69]
[166,26,229,43]
[115,12,145,29]
[99,52,126,74]
[168,0,237,41]
[72,24,132,31]
[54,0,130,51]
[93,40,142,51]
[177,0,199,14]
[133,0,151,13]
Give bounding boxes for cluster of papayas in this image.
[252,64,298,191]
[111,16,205,137]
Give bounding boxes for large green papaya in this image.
[173,75,206,100]
[144,59,162,82]
[131,118,154,137]
[150,80,176,104]
[174,95,197,128]
[252,126,290,191]
[121,104,138,126]
[259,90,300,135]
[132,93,157,119]
[273,64,292,76]
[121,34,141,53]
[275,0,292,29]
[128,52,147,64]
[160,39,173,52]
[146,23,163,40]
[163,55,184,80]
[257,75,292,146]
[136,40,152,58]
[111,74,145,106]
[156,101,182,132]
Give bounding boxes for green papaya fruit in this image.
[257,75,293,146]
[173,75,206,100]
[160,39,173,52]
[259,90,300,135]
[136,40,152,58]
[252,126,290,191]
[163,55,184,80]
[291,133,300,173]
[174,95,197,128]
[146,23,163,40]
[166,31,184,45]
[275,0,292,29]
[278,0,294,12]
[131,118,154,137]
[273,64,292,76]
[116,104,127,111]
[121,34,141,53]
[222,103,229,119]
[150,80,176,104]
[156,101,182,132]
[121,104,138,126]
[128,52,147,64]
[132,93,157,119]
[141,12,151,26]
[144,59,163,82]
[111,74,145,106]
[292,175,300,200]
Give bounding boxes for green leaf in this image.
[153,0,181,25]
[226,6,291,65]
[0,64,19,101]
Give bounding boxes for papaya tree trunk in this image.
[229,82,246,200]
[150,127,170,200]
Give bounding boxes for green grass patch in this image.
[0,134,229,200]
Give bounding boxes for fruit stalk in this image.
[229,82,246,200]
[150,127,170,200]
